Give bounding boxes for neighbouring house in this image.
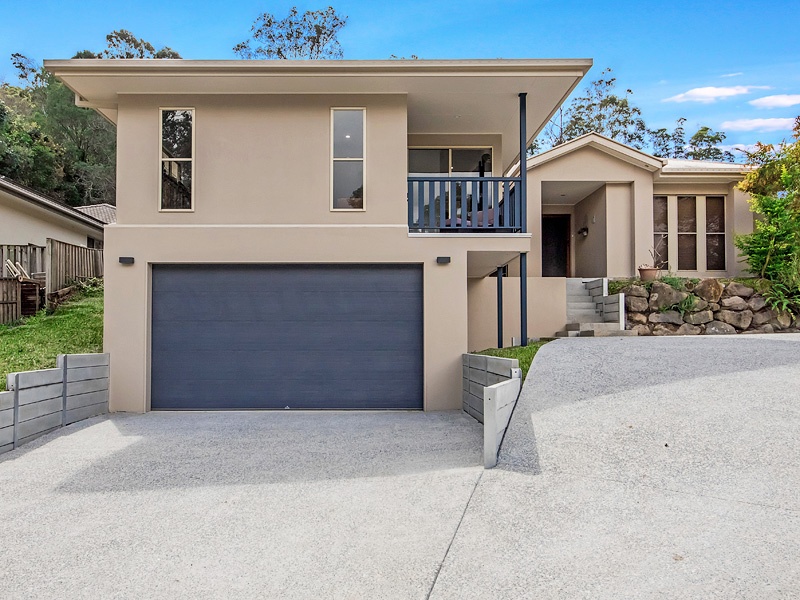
[74,203,117,226]
[46,58,754,413]
[0,176,105,249]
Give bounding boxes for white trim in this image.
[158,107,195,213]
[330,107,366,212]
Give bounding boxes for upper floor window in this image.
[408,148,493,177]
[160,108,193,211]
[331,108,365,210]
[652,194,726,272]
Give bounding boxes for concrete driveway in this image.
[1,334,799,599]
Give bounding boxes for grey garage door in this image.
[151,264,423,410]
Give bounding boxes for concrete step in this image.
[579,329,638,337]
[567,295,592,302]
[566,322,622,332]
[555,330,580,337]
[566,301,597,310]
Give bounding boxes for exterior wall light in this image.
[436,256,451,264]
[577,227,589,238]
[118,257,135,265]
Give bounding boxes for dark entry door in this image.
[542,215,571,277]
[151,264,424,410]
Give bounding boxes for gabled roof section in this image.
[74,202,117,224]
[0,176,105,232]
[527,132,666,172]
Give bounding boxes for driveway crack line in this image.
[425,469,484,600]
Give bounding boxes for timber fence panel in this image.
[1,245,45,278]
[0,277,21,324]
[1,353,109,456]
[45,239,104,295]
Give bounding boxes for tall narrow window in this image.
[677,195,697,270]
[332,108,365,210]
[160,109,193,211]
[706,196,726,270]
[652,196,669,269]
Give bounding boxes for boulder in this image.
[622,284,649,298]
[648,281,689,311]
[627,312,647,325]
[724,282,755,298]
[653,324,678,336]
[694,278,724,303]
[717,309,753,330]
[747,295,766,312]
[704,320,736,335]
[649,310,684,325]
[751,309,774,327]
[709,302,720,312]
[692,297,709,311]
[676,323,702,335]
[759,324,775,334]
[632,324,651,336]
[684,310,714,325]
[626,296,649,312]
[720,296,748,311]
[773,312,792,329]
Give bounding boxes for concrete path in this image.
[432,334,800,599]
[2,335,799,599]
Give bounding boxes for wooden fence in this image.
[1,244,46,277]
[45,238,103,295]
[0,278,21,324]
[0,353,109,455]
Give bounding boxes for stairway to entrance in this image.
[555,278,636,338]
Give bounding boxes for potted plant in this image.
[638,238,666,282]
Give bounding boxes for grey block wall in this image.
[0,353,109,456]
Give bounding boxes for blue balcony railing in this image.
[407,176,523,232]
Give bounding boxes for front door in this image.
[542,215,571,277]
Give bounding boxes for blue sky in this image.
[2,0,799,151]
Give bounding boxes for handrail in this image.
[407,176,523,232]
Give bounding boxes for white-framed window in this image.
[653,194,726,272]
[160,108,194,211]
[331,108,365,211]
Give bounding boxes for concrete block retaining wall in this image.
[462,354,522,468]
[0,353,109,455]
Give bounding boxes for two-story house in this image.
[47,58,753,414]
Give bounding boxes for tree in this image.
[735,118,800,295]
[648,118,687,159]
[685,126,735,162]
[233,7,348,59]
[535,69,648,150]
[100,30,181,59]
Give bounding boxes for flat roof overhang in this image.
[44,58,592,170]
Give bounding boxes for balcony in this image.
[408,176,523,233]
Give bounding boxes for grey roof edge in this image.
[0,176,105,231]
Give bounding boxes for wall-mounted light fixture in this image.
[118,257,135,265]
[577,227,589,238]
[436,256,451,265]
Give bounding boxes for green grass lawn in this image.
[476,339,550,380]
[0,290,103,391]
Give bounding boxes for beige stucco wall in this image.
[572,186,607,277]
[0,190,102,247]
[104,224,530,413]
[116,94,409,226]
[467,276,567,350]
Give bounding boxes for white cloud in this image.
[749,94,800,109]
[720,118,796,132]
[720,72,743,78]
[663,85,769,104]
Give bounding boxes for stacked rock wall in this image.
[623,279,797,335]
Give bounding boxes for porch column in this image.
[519,92,529,347]
[520,252,528,347]
[496,266,504,348]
